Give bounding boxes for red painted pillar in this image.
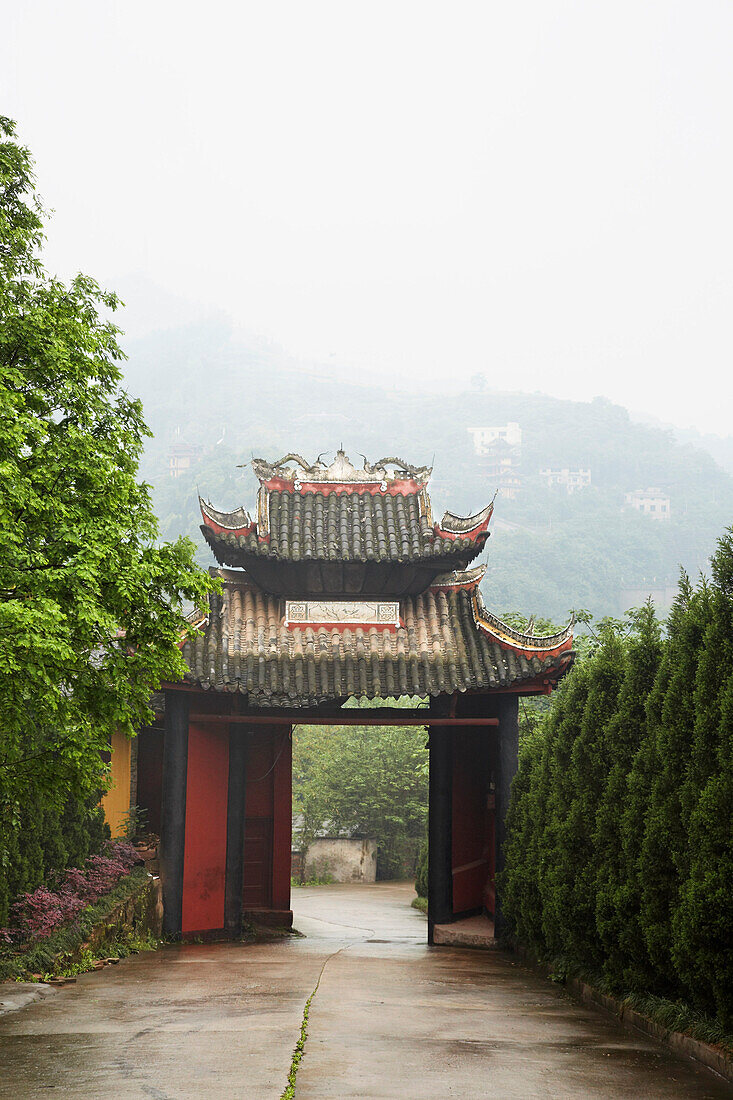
[181,721,229,935]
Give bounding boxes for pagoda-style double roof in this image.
[188,449,575,706]
[182,566,574,708]
[200,451,494,596]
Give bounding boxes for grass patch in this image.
[0,866,151,982]
[280,950,340,1099]
[411,895,427,914]
[33,929,158,982]
[621,992,733,1057]
[281,984,316,1099]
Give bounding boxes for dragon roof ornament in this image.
[250,449,432,486]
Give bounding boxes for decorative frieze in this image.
[285,599,400,627]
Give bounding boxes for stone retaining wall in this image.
[511,941,732,1086]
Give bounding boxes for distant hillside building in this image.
[482,448,522,500]
[168,441,201,479]
[468,423,522,500]
[539,467,591,494]
[624,488,671,521]
[468,422,522,454]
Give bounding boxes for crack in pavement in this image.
[280,943,352,1099]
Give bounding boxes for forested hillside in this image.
[122,320,733,621]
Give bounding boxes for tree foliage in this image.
[0,118,216,921]
[292,721,428,880]
[501,536,733,1029]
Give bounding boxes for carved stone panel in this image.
[284,599,400,626]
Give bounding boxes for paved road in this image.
[0,883,729,1098]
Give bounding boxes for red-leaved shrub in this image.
[0,841,142,945]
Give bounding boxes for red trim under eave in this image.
[490,638,574,663]
[434,526,490,545]
[284,621,399,632]
[433,511,493,544]
[261,477,424,497]
[488,663,573,695]
[200,512,256,539]
[429,578,484,594]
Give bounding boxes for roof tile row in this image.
[202,490,483,565]
[182,578,571,706]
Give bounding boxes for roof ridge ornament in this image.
[251,450,432,485]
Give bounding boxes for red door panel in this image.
[243,818,273,909]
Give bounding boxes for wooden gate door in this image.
[242,818,273,909]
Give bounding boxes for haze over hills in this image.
[122,320,733,625]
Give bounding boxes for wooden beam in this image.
[181,713,499,727]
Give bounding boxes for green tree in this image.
[549,626,624,968]
[638,576,709,989]
[671,669,733,1027]
[537,660,592,959]
[594,602,662,987]
[292,723,428,880]
[671,532,733,1023]
[0,118,216,918]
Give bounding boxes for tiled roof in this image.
[201,491,492,565]
[199,449,493,569]
[181,568,574,707]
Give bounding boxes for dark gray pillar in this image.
[159,690,189,937]
[494,693,519,938]
[224,725,248,937]
[428,725,453,941]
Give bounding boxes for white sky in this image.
[4,1,733,433]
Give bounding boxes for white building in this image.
[539,467,591,494]
[467,422,522,455]
[624,488,671,521]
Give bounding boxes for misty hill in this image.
[122,320,733,623]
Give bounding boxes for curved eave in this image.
[430,565,487,592]
[471,592,574,662]
[199,496,257,537]
[437,502,494,541]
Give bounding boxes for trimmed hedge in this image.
[501,530,733,1030]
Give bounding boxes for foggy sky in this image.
[4,2,732,434]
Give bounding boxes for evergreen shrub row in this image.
[501,531,733,1030]
[0,768,110,928]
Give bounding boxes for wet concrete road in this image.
[0,883,729,1098]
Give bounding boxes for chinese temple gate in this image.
[153,451,574,942]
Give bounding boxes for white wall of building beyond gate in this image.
[305,838,377,883]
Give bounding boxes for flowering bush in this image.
[0,841,141,946]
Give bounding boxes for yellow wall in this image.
[102,730,132,838]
